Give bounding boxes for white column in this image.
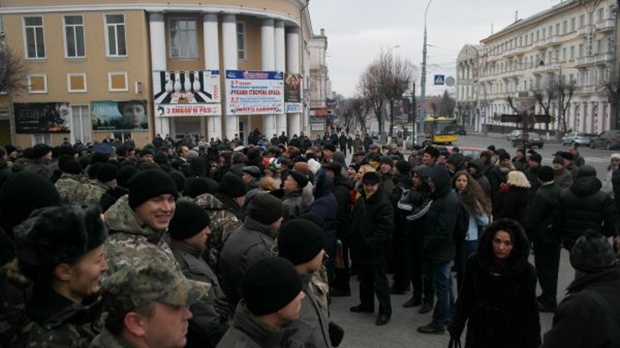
[286,26,301,137]
[149,12,170,137]
[203,13,222,141]
[261,19,276,137]
[274,20,287,137]
[222,14,238,140]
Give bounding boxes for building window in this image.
[23,16,45,59]
[571,18,576,31]
[570,46,575,59]
[578,44,583,58]
[108,72,128,91]
[596,39,602,53]
[71,105,91,144]
[562,47,567,61]
[64,15,85,58]
[67,73,87,93]
[555,23,559,36]
[598,8,605,22]
[563,21,567,34]
[237,21,246,60]
[105,14,126,57]
[32,134,51,145]
[27,74,47,93]
[579,15,585,27]
[169,18,198,59]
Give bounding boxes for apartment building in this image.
[0,0,321,147]
[456,44,482,132]
[474,0,617,134]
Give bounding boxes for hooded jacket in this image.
[217,301,303,348]
[469,159,491,198]
[558,170,618,250]
[422,169,459,264]
[308,172,338,233]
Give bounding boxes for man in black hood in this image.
[467,158,491,198]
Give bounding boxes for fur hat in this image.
[570,230,617,273]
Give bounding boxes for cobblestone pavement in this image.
[328,249,573,348]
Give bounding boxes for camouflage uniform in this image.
[103,195,180,279]
[192,193,241,268]
[82,180,108,205]
[89,261,209,348]
[11,289,103,348]
[55,173,90,204]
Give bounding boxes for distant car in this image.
[561,132,593,146]
[511,132,544,148]
[589,130,620,150]
[446,146,486,161]
[506,130,522,141]
[455,125,467,135]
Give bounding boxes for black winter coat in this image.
[558,176,618,249]
[422,178,459,264]
[496,186,529,225]
[542,269,620,348]
[450,257,540,348]
[333,176,353,240]
[524,183,560,244]
[351,188,394,265]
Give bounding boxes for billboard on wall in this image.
[153,70,222,117]
[14,102,71,134]
[284,73,303,114]
[225,70,284,115]
[91,100,149,132]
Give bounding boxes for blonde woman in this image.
[496,170,531,225]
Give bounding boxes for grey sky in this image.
[309,0,563,98]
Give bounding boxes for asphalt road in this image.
[328,137,586,348]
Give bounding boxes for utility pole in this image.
[418,0,433,143]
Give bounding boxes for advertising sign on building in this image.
[225,70,284,115]
[91,100,149,132]
[326,98,338,109]
[14,102,71,134]
[284,73,303,114]
[153,70,221,117]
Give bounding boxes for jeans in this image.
[406,235,434,303]
[423,261,453,328]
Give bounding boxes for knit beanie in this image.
[242,257,302,316]
[97,163,118,183]
[169,170,186,193]
[395,160,412,176]
[537,166,555,182]
[529,152,542,163]
[447,153,464,168]
[185,177,218,198]
[32,143,51,159]
[247,193,283,225]
[570,230,617,273]
[0,171,61,236]
[4,144,16,155]
[362,171,381,185]
[577,165,596,178]
[288,170,309,189]
[127,169,178,209]
[63,159,83,175]
[298,213,327,230]
[168,201,210,241]
[217,172,247,198]
[278,220,325,266]
[116,165,138,188]
[498,152,511,161]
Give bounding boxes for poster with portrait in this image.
[225,70,284,115]
[152,70,222,117]
[91,100,148,132]
[14,102,71,133]
[284,73,303,113]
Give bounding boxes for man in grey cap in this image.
[241,165,261,210]
[90,261,209,348]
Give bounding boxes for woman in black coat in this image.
[496,170,530,225]
[448,219,541,348]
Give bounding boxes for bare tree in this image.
[554,76,577,133]
[601,70,620,129]
[532,79,556,131]
[349,96,371,135]
[0,45,28,96]
[358,62,385,134]
[437,90,456,117]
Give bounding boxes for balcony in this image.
[577,25,595,37]
[534,63,560,73]
[533,39,548,49]
[596,19,615,32]
[577,86,598,94]
[574,56,597,67]
[547,35,562,46]
[596,52,613,64]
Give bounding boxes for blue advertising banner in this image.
[225,70,284,115]
[91,100,148,132]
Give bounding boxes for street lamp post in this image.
[418,0,433,144]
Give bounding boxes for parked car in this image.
[506,130,522,141]
[561,132,594,146]
[444,124,467,135]
[511,132,544,148]
[589,130,620,150]
[446,146,486,161]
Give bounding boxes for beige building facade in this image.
[0,0,319,147]
[475,0,617,134]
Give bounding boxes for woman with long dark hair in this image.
[448,219,541,348]
[452,170,492,290]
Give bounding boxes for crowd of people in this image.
[0,128,619,348]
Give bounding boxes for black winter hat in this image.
[324,144,336,152]
[97,163,119,183]
[242,166,261,180]
[298,213,327,230]
[498,152,511,161]
[447,153,464,168]
[322,162,342,176]
[185,177,218,198]
[168,170,186,193]
[537,166,555,182]
[529,152,542,163]
[242,257,302,316]
[4,144,16,155]
[362,171,381,185]
[0,171,61,236]
[32,144,51,159]
[570,229,617,273]
[247,193,283,225]
[577,165,597,178]
[63,159,83,175]
[395,160,411,176]
[278,219,325,266]
[217,172,247,198]
[127,169,178,209]
[413,164,431,179]
[168,201,210,241]
[116,165,138,188]
[288,170,309,189]
[14,204,108,281]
